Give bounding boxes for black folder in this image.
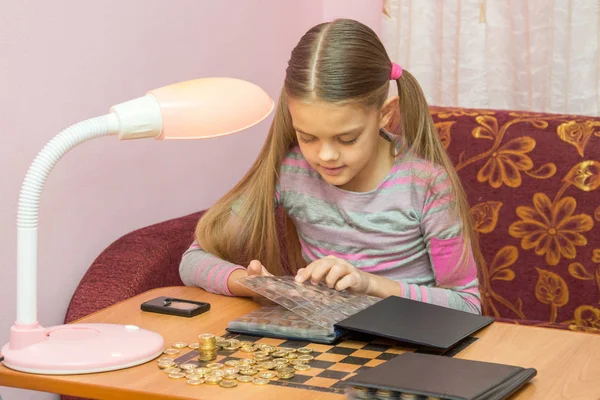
[345,352,537,400]
[334,296,494,350]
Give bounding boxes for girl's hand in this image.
[247,260,273,277]
[294,256,372,294]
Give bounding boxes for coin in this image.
[278,371,294,379]
[258,371,278,379]
[163,348,180,355]
[259,361,277,370]
[168,372,186,379]
[288,359,307,366]
[157,357,175,363]
[239,368,258,376]
[220,379,238,388]
[179,363,196,371]
[205,375,223,385]
[285,353,298,359]
[194,367,210,375]
[252,378,270,385]
[206,363,223,369]
[224,360,240,367]
[188,342,200,349]
[223,345,239,351]
[157,361,175,369]
[186,378,204,385]
[272,351,287,358]
[294,364,310,371]
[207,369,225,377]
[297,347,313,354]
[236,375,254,383]
[172,342,187,349]
[297,355,314,361]
[275,365,295,373]
[198,333,216,341]
[241,345,257,353]
[163,367,182,374]
[223,367,239,375]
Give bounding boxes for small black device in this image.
[140,296,210,318]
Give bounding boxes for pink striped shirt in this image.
[180,145,481,314]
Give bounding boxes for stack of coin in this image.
[198,333,217,361]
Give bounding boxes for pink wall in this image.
[0,1,379,398]
[323,0,383,34]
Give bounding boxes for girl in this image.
[180,19,482,314]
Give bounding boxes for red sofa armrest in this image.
[64,211,203,323]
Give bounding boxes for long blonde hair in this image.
[196,19,481,277]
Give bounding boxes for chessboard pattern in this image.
[173,334,478,394]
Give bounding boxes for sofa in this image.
[65,106,600,334]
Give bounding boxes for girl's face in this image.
[288,97,397,192]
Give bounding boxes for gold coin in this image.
[198,333,216,340]
[285,353,298,359]
[206,363,224,369]
[207,369,225,377]
[158,357,175,363]
[224,360,240,367]
[239,368,258,376]
[262,345,275,353]
[252,378,270,385]
[279,347,296,353]
[188,342,200,349]
[179,363,196,371]
[164,367,182,374]
[223,345,239,351]
[272,351,287,358]
[223,367,240,375]
[223,374,238,380]
[157,361,175,369]
[258,371,278,379]
[277,366,295,374]
[298,355,314,361]
[163,348,180,355]
[288,359,307,366]
[241,345,257,353]
[220,379,238,388]
[194,367,209,375]
[186,373,202,379]
[168,372,186,379]
[279,372,294,379]
[294,364,310,371]
[254,351,270,358]
[172,342,188,349]
[186,378,204,385]
[297,347,313,354]
[239,359,256,366]
[236,375,254,383]
[259,361,277,370]
[205,375,223,385]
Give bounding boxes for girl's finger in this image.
[325,263,348,288]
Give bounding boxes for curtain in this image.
[382,0,600,116]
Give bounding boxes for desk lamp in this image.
[1,77,274,374]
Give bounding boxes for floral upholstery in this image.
[431,107,600,333]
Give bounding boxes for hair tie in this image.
[390,62,403,80]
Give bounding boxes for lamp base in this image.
[1,323,164,374]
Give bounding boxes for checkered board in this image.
[173,333,478,394]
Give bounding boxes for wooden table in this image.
[1,287,600,399]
